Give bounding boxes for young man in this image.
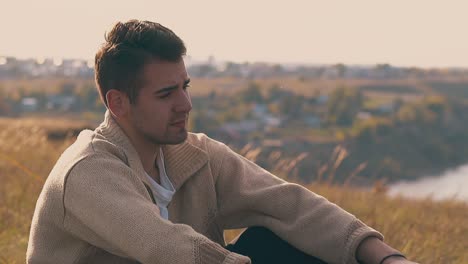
[27,20,417,264]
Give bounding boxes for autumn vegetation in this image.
[2,66,468,263]
[0,117,467,264]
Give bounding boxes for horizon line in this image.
[1,54,468,70]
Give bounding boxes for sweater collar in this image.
[96,110,208,190]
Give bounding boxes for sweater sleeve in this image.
[63,153,250,264]
[209,140,383,264]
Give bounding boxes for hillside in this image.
[5,76,468,186]
[0,117,467,263]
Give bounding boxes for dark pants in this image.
[225,227,327,264]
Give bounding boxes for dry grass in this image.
[225,184,468,264]
[308,184,468,264]
[0,117,466,263]
[0,78,93,97]
[0,118,78,263]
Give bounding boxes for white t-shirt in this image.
[145,148,175,220]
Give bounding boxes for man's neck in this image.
[115,119,161,184]
[137,143,161,184]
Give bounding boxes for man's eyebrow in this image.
[155,78,191,94]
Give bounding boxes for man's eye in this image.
[159,93,171,99]
[183,84,191,90]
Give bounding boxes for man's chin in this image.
[166,131,189,145]
[145,131,188,146]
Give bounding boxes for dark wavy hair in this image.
[94,20,186,106]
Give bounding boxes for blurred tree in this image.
[60,82,75,96]
[267,83,293,102]
[76,84,100,110]
[333,63,347,78]
[278,95,304,118]
[242,82,264,103]
[326,86,363,126]
[0,88,11,115]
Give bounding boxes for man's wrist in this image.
[356,236,404,264]
[380,253,407,264]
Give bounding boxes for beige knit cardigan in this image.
[27,111,383,264]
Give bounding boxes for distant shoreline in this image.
[389,164,468,203]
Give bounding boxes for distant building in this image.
[46,95,77,111]
[21,97,39,112]
[378,103,395,114]
[317,95,329,104]
[304,116,321,127]
[357,111,372,120]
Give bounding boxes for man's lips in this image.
[171,119,187,128]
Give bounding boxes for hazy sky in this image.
[1,0,468,67]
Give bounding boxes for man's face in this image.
[127,59,192,145]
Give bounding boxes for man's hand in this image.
[356,236,419,264]
[381,255,419,264]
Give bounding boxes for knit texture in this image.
[27,111,383,264]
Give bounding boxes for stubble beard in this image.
[131,110,189,146]
[143,128,188,146]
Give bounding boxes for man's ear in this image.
[106,89,129,118]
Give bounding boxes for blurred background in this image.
[1,1,467,263]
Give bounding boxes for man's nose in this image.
[173,88,192,113]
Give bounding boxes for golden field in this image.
[0,117,467,264]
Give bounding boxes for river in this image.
[388,164,468,203]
